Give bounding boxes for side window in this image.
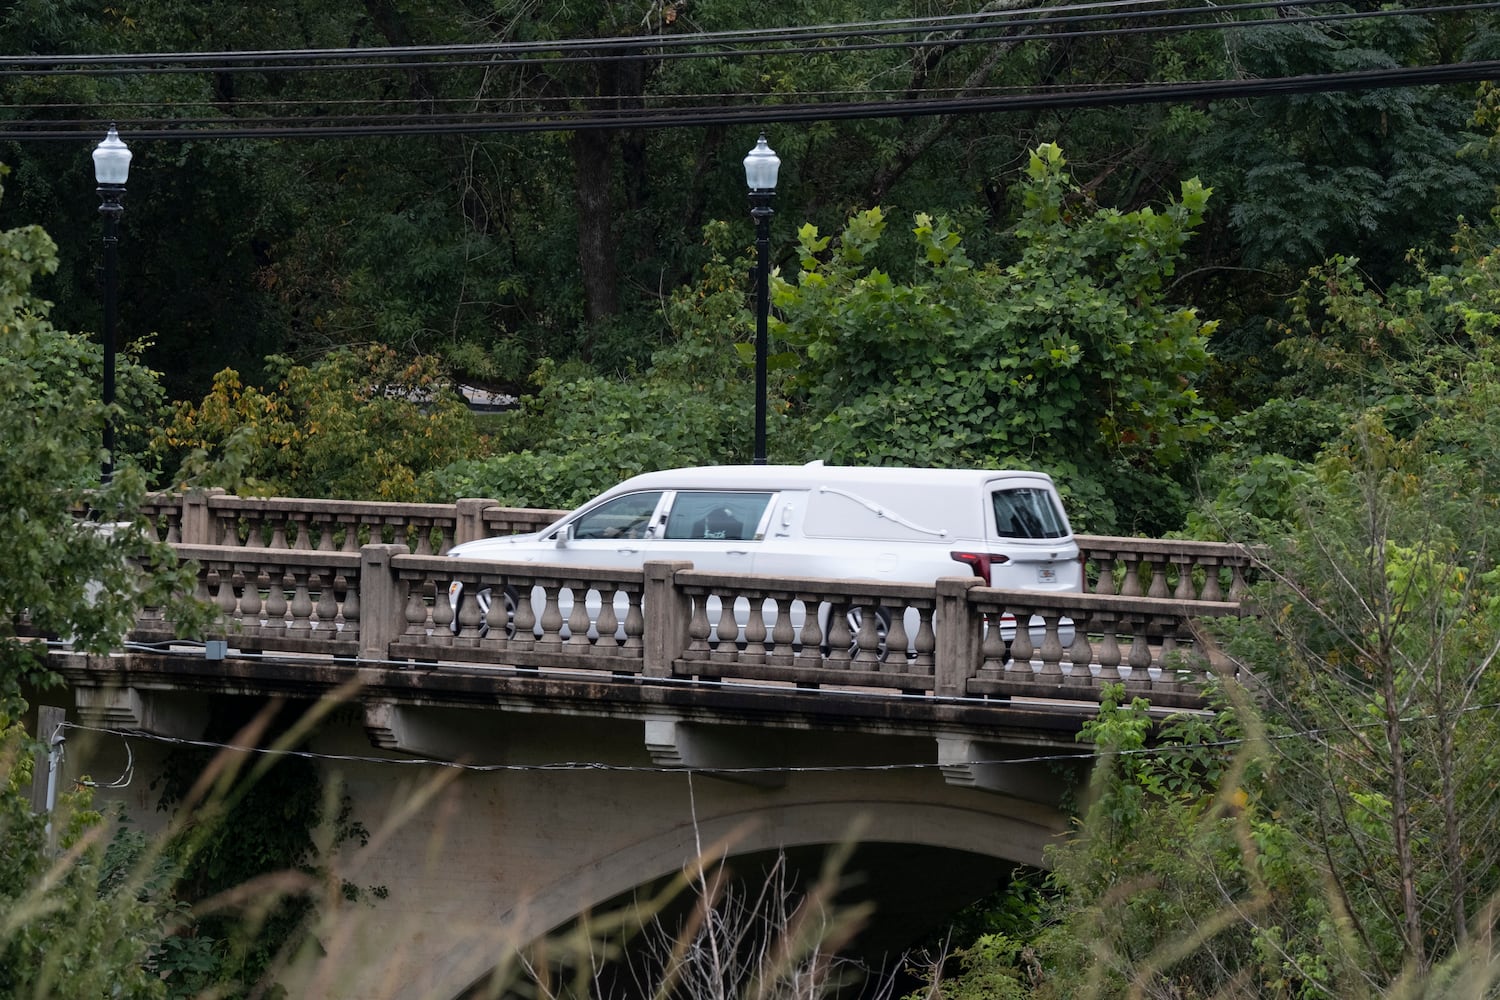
[571,492,663,540]
[992,487,1068,539]
[663,492,774,541]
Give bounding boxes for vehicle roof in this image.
[600,463,1055,498]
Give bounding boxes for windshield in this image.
[992,487,1069,539]
[571,492,662,539]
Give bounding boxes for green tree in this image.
[155,345,480,500]
[0,174,199,710]
[772,144,1217,533]
[0,169,208,999]
[933,205,1500,1000]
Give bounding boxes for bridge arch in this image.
[308,733,1068,1000]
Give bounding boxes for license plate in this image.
[1036,566,1057,584]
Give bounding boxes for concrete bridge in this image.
[32,491,1254,1000]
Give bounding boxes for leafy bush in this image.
[154,346,480,500]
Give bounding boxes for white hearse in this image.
[447,463,1081,631]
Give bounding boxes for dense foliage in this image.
[0,171,199,715]
[771,144,1215,532]
[3,2,1500,996]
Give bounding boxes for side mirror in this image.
[556,523,576,547]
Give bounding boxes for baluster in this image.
[263,569,290,632]
[212,566,235,623]
[796,596,823,666]
[288,567,314,634]
[455,580,483,640]
[1035,613,1065,681]
[1146,560,1170,598]
[404,586,430,639]
[512,585,538,649]
[292,518,313,550]
[413,521,435,555]
[1119,557,1144,597]
[1151,618,1184,694]
[825,605,852,664]
[595,587,621,649]
[339,574,359,637]
[430,582,454,643]
[712,597,739,660]
[1094,612,1122,685]
[270,519,290,550]
[566,586,594,647]
[1199,559,1225,602]
[1065,611,1095,680]
[685,594,713,657]
[1091,553,1117,596]
[314,572,338,632]
[622,590,645,651]
[911,606,936,672]
[233,569,259,635]
[769,597,796,666]
[538,585,565,648]
[980,613,1009,672]
[1229,562,1250,602]
[1008,610,1034,672]
[883,605,910,673]
[742,597,768,660]
[1127,614,1154,689]
[852,602,882,665]
[1173,559,1195,601]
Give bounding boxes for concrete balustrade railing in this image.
[1076,535,1255,602]
[139,490,564,555]
[119,492,1256,708]
[131,542,1247,709]
[136,493,1255,603]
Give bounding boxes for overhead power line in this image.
[0,0,1358,70]
[0,0,1491,141]
[0,0,1485,77]
[0,60,1491,141]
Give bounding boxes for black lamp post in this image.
[743,133,780,466]
[92,124,131,485]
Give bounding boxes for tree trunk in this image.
[572,127,620,332]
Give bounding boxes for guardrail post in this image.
[359,544,410,663]
[934,576,981,698]
[180,488,224,545]
[454,498,492,546]
[644,560,693,678]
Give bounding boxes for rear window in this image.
[992,487,1069,539]
[664,492,773,541]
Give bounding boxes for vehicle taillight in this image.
[950,551,1010,583]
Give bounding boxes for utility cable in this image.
[0,0,1483,78]
[0,59,1490,141]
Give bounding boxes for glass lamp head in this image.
[93,125,132,186]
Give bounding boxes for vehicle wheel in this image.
[844,605,891,662]
[469,585,520,639]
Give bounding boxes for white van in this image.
[449,462,1081,591]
